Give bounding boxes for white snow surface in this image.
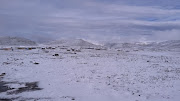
[0,44,180,101]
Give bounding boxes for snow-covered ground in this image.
[0,44,180,101]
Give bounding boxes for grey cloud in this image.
[0,0,180,42]
[133,22,180,31]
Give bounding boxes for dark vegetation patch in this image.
[7,82,43,95]
[34,62,39,65]
[0,75,42,95]
[0,97,51,101]
[0,97,19,101]
[0,75,47,101]
[61,96,76,100]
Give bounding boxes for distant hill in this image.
[47,39,100,48]
[0,36,37,46]
[156,40,180,51]
[105,40,180,51]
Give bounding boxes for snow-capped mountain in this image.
[156,40,180,51]
[105,42,137,49]
[0,36,37,46]
[47,39,100,48]
[105,40,180,51]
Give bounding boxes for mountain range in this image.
[0,36,179,51]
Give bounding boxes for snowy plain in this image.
[0,41,180,101]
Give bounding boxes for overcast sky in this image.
[0,0,180,43]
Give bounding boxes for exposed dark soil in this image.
[7,82,43,95]
[0,75,49,101]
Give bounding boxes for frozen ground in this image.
[0,46,180,101]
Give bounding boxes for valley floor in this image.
[0,47,180,101]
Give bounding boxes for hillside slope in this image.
[105,40,180,51]
[47,39,100,48]
[0,36,37,46]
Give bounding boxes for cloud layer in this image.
[0,0,180,43]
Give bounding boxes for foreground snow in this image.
[0,46,180,101]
